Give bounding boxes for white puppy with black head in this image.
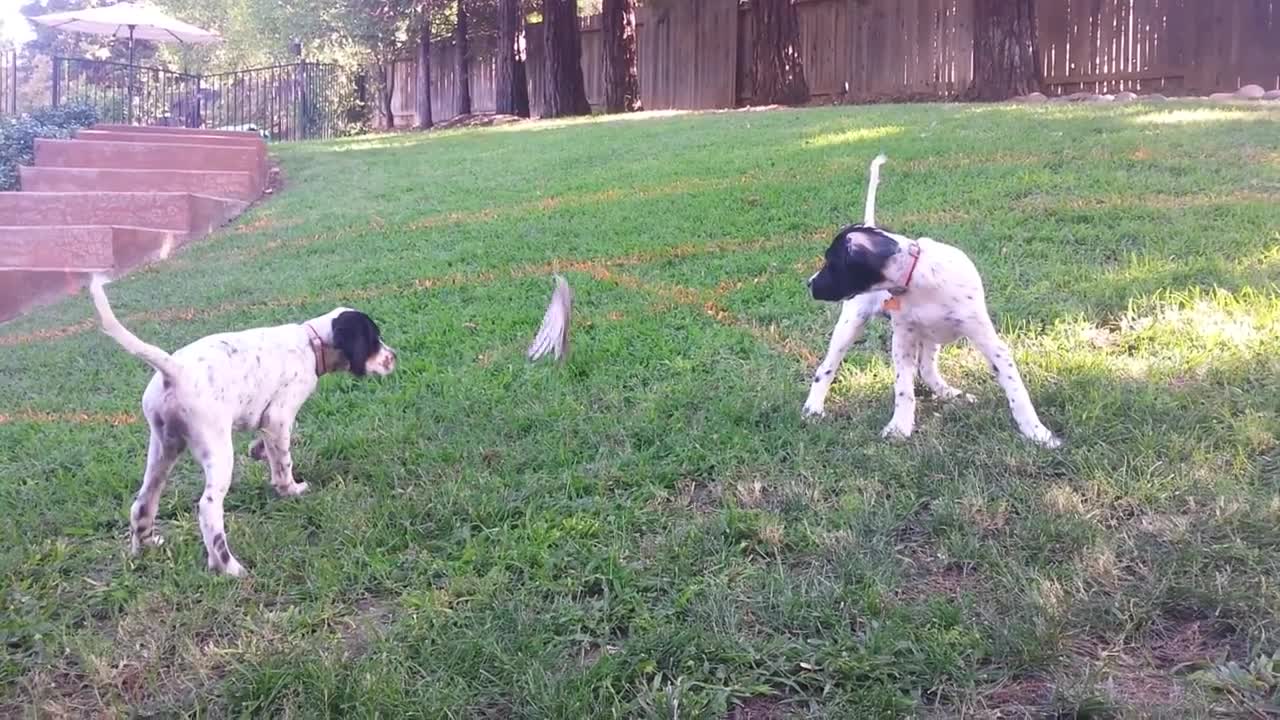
[89,277,397,576]
[804,156,1061,448]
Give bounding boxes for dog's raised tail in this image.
[89,275,184,384]
[864,153,887,226]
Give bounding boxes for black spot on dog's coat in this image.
[212,532,229,565]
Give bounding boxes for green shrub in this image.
[0,101,99,191]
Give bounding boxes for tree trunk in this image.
[382,61,396,128]
[965,0,1041,101]
[455,0,472,116]
[542,0,591,118]
[602,0,641,113]
[416,15,433,129]
[750,0,809,106]
[496,0,530,117]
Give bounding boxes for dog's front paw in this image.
[881,418,914,441]
[277,481,309,497]
[210,556,246,577]
[1034,432,1063,450]
[130,533,164,555]
[802,401,827,419]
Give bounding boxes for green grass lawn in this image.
[3,101,1280,718]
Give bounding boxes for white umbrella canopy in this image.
[27,2,222,49]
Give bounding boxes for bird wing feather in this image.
[527,275,572,363]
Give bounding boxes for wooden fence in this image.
[1039,0,1280,95]
[382,0,1280,126]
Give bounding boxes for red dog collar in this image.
[304,323,326,376]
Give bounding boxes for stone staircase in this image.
[0,124,267,323]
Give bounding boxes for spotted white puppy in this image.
[90,276,397,576]
[804,156,1061,448]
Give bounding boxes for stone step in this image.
[0,192,246,233]
[0,225,188,271]
[75,128,265,149]
[93,123,265,140]
[0,269,95,323]
[20,166,258,202]
[0,225,193,322]
[0,226,114,270]
[109,226,192,269]
[34,139,265,192]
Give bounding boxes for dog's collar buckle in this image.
[304,323,326,376]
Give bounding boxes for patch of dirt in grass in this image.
[1059,610,1246,715]
[726,696,788,720]
[677,478,723,514]
[895,542,981,601]
[335,597,399,659]
[969,675,1056,718]
[574,640,621,668]
[233,213,280,235]
[469,700,518,719]
[0,409,139,426]
[891,503,982,600]
[903,556,981,600]
[7,597,247,718]
[0,320,96,347]
[1146,611,1246,670]
[5,664,104,720]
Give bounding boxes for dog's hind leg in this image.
[918,342,974,403]
[968,322,1061,449]
[130,422,184,555]
[191,428,245,576]
[803,292,884,417]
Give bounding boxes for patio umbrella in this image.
[28,2,222,68]
[28,2,221,122]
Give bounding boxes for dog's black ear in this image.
[331,311,381,377]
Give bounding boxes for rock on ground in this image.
[1235,84,1266,100]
